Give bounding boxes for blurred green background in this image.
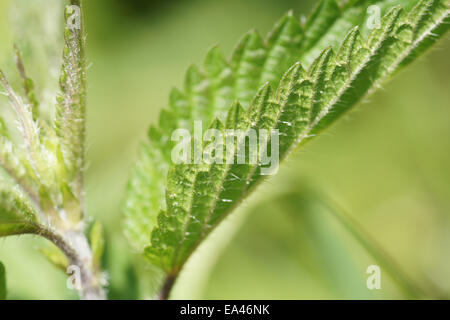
[0,0,449,299]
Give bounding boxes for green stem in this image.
[318,194,438,299]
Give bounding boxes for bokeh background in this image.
[0,0,449,299]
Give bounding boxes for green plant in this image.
[0,0,448,299]
[124,0,450,299]
[0,0,104,299]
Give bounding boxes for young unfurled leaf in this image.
[55,4,87,203]
[124,0,449,283]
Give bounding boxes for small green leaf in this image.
[90,221,105,271]
[38,244,69,272]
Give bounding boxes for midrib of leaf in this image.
[143,0,450,275]
[124,0,421,251]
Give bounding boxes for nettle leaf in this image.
[124,0,449,277]
[124,0,419,252]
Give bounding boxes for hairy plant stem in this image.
[38,226,106,300]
